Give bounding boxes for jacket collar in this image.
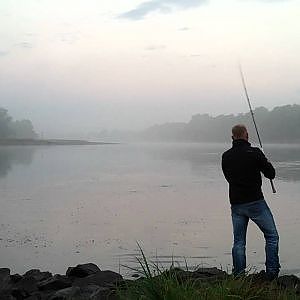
[232,139,251,147]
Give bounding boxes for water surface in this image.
[0,143,299,276]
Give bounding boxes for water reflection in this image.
[144,143,226,178]
[145,143,300,181]
[0,146,35,178]
[267,144,300,182]
[0,143,299,182]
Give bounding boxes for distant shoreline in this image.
[0,139,119,146]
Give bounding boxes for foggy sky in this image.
[0,0,299,138]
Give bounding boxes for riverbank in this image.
[0,139,119,146]
[0,263,299,299]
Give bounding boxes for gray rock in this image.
[24,269,52,282]
[0,269,10,282]
[10,274,22,284]
[11,276,38,298]
[49,286,81,300]
[0,295,16,300]
[78,285,103,299]
[73,270,123,288]
[277,275,300,289]
[0,269,11,292]
[26,295,42,300]
[66,263,101,278]
[11,288,28,299]
[90,287,116,300]
[195,267,227,277]
[38,275,72,291]
[31,290,53,300]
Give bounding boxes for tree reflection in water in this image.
[0,146,35,178]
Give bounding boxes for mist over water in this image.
[0,143,299,276]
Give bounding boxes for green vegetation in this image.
[118,246,300,300]
[142,104,300,143]
[0,107,37,139]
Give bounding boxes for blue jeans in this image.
[231,199,280,276]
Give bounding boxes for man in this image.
[222,124,280,279]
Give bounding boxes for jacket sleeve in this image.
[256,149,275,180]
[221,153,230,182]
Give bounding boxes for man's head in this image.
[232,124,248,141]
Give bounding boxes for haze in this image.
[0,0,299,138]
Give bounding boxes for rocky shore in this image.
[1,263,300,299]
[0,263,122,299]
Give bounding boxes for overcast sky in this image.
[0,0,299,138]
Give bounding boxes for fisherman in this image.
[222,124,280,280]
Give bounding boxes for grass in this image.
[117,244,300,300]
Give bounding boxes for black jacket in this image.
[222,139,275,204]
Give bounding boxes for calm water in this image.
[0,143,299,276]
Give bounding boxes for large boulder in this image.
[25,295,42,300]
[23,269,52,282]
[38,275,72,291]
[0,272,23,296]
[49,286,81,300]
[73,270,123,288]
[0,269,10,282]
[89,287,118,300]
[194,267,227,279]
[11,276,38,298]
[10,274,22,284]
[0,295,16,300]
[66,263,101,278]
[79,285,108,299]
[0,268,11,292]
[277,275,300,289]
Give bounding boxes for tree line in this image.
[141,104,300,143]
[0,108,38,139]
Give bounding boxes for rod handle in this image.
[270,179,276,194]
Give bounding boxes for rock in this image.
[73,270,123,288]
[10,274,22,284]
[0,295,16,300]
[90,287,117,300]
[195,267,227,277]
[66,263,101,278]
[0,269,10,282]
[79,285,104,299]
[0,274,23,297]
[11,276,38,298]
[11,288,28,299]
[75,285,116,300]
[0,269,11,292]
[48,286,81,300]
[277,275,300,289]
[24,269,52,282]
[26,295,42,300]
[38,275,72,291]
[31,291,53,300]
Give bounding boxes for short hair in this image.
[232,124,248,139]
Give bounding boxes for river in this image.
[0,142,299,276]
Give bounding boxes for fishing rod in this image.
[238,64,276,194]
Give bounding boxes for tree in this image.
[141,104,300,143]
[0,108,14,138]
[10,119,38,139]
[0,107,38,139]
